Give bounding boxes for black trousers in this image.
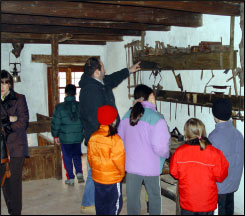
[94,181,123,215]
[0,157,25,215]
[181,209,214,215]
[218,192,234,215]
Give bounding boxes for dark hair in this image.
[184,118,210,150]
[1,70,14,89]
[84,57,101,77]
[107,124,118,137]
[65,84,76,96]
[130,84,154,126]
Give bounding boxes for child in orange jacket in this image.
[170,118,229,215]
[87,105,125,215]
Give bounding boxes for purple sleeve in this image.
[118,120,125,142]
[151,119,170,158]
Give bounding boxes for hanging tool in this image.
[175,102,178,120]
[200,69,204,80]
[170,101,172,121]
[172,69,183,91]
[204,70,215,95]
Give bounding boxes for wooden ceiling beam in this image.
[1,39,106,45]
[1,13,171,32]
[31,55,100,65]
[1,24,141,36]
[2,1,203,27]
[1,32,123,42]
[91,1,241,16]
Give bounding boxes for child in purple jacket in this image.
[118,84,170,215]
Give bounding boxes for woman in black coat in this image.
[0,70,29,215]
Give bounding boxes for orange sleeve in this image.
[111,136,125,176]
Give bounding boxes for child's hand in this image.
[54,137,61,145]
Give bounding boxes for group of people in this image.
[0,56,244,215]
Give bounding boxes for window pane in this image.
[72,72,83,86]
[58,72,66,87]
[76,88,81,101]
[59,88,65,102]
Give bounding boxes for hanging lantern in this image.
[9,63,21,83]
[8,41,24,83]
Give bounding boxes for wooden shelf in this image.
[155,90,244,111]
[133,50,237,70]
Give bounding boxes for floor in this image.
[1,155,176,215]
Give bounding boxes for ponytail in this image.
[130,102,144,126]
[186,136,211,151]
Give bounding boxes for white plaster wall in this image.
[106,15,244,214]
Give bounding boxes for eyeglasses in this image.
[1,80,10,84]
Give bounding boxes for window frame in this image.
[48,66,84,117]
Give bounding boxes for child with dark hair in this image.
[170,118,229,215]
[209,98,244,215]
[87,105,125,215]
[118,84,170,215]
[51,84,84,185]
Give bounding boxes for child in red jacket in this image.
[170,118,229,215]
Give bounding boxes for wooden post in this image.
[51,34,62,180]
[230,16,238,96]
[51,34,59,108]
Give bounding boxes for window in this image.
[48,66,84,116]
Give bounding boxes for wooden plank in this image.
[37,134,54,147]
[22,146,56,181]
[155,90,244,111]
[32,55,100,65]
[1,33,122,42]
[1,38,107,45]
[54,144,62,180]
[133,51,237,70]
[96,1,241,16]
[1,13,171,31]
[27,120,51,134]
[36,113,51,121]
[2,1,203,27]
[1,24,141,36]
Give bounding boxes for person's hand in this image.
[54,137,61,145]
[129,61,141,73]
[9,116,18,122]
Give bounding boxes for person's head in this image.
[84,57,105,81]
[184,118,209,150]
[1,70,14,97]
[65,84,76,96]
[130,84,155,126]
[97,105,118,136]
[212,98,232,123]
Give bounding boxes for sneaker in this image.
[77,173,85,183]
[80,205,96,214]
[65,179,74,186]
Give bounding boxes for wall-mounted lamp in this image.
[9,41,24,83]
[9,63,21,83]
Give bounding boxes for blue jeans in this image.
[81,158,95,207]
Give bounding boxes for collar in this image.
[93,77,104,85]
[99,125,110,133]
[64,95,76,102]
[215,120,233,129]
[142,101,156,111]
[1,90,10,101]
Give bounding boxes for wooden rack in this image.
[133,50,237,70]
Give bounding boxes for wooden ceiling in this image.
[1,1,242,45]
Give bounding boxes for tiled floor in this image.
[1,155,176,215]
